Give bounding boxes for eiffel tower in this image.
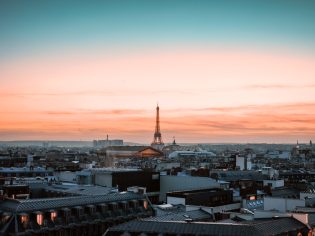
[151,104,164,149]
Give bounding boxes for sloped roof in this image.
[104,146,151,152]
[212,171,265,181]
[144,209,212,222]
[44,184,116,196]
[107,217,307,236]
[0,192,144,213]
[99,146,163,154]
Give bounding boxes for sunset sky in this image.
[1,1,315,143]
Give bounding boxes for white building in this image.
[236,156,252,170]
[261,167,279,179]
[263,179,284,189]
[264,197,305,212]
[264,150,291,159]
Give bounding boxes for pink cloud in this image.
[0,102,314,142]
[1,47,315,142]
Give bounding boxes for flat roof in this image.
[45,184,117,196]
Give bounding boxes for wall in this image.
[77,174,93,185]
[264,197,305,212]
[263,179,284,189]
[98,154,114,167]
[236,156,245,170]
[138,148,162,157]
[106,150,136,157]
[94,172,112,187]
[167,196,186,205]
[300,192,315,200]
[54,171,77,183]
[254,210,289,219]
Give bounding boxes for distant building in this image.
[261,167,279,179]
[101,146,163,161]
[280,170,315,185]
[262,186,315,212]
[265,150,291,159]
[210,170,265,184]
[0,167,54,180]
[154,162,181,172]
[93,135,123,148]
[96,146,163,168]
[168,150,216,158]
[264,196,306,212]
[263,179,284,189]
[0,156,27,167]
[235,156,252,170]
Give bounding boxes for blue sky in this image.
[1,0,315,59]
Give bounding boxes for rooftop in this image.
[0,167,51,173]
[89,167,142,173]
[0,192,144,213]
[45,184,117,196]
[107,217,307,236]
[145,209,213,222]
[101,146,157,152]
[270,187,300,198]
[210,170,265,181]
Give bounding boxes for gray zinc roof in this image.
[144,209,212,222]
[44,184,116,196]
[0,192,144,213]
[107,217,307,236]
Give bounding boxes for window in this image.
[21,215,28,224]
[51,211,57,221]
[152,174,159,180]
[36,214,43,225]
[143,200,148,209]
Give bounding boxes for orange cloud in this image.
[1,47,315,142]
[0,103,314,143]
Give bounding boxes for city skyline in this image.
[1,1,315,143]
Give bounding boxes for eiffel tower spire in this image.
[151,104,164,147]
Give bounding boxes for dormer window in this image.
[143,200,148,209]
[20,213,28,227]
[50,211,57,222]
[36,213,43,225]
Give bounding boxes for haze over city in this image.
[1,1,315,143]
